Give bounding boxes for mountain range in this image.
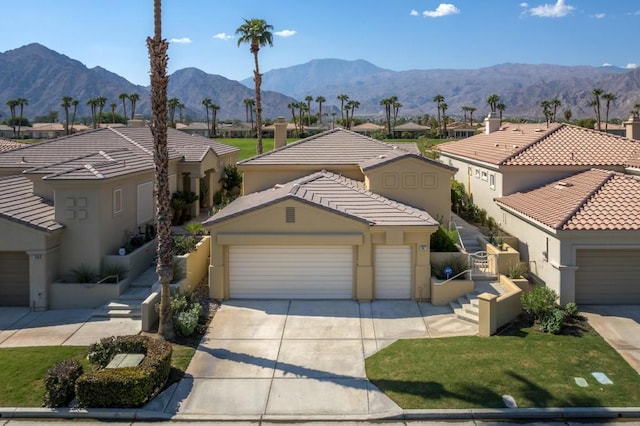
[1,43,639,123]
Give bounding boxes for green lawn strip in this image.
[0,343,197,407]
[365,328,640,409]
[216,138,297,161]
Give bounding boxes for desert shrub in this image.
[540,308,566,334]
[563,302,579,318]
[70,264,98,283]
[521,285,558,323]
[172,235,197,256]
[431,255,469,280]
[42,359,83,408]
[175,304,203,337]
[77,335,172,408]
[508,262,528,279]
[430,226,459,252]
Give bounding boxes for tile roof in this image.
[0,139,27,152]
[0,175,63,232]
[0,127,238,180]
[352,122,384,131]
[394,122,429,131]
[496,169,640,231]
[437,123,640,167]
[360,148,456,172]
[204,170,438,227]
[239,128,406,166]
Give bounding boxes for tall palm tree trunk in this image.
[253,51,264,154]
[148,0,174,340]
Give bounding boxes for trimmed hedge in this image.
[76,335,172,408]
[42,359,83,407]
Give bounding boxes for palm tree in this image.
[304,95,313,126]
[202,98,212,136]
[177,101,185,123]
[315,96,326,124]
[6,99,18,137]
[487,94,500,113]
[461,106,470,124]
[129,92,140,119]
[563,109,573,123]
[109,102,117,124]
[87,98,98,129]
[16,98,28,138]
[392,100,402,132]
[380,97,393,135]
[550,98,561,122]
[540,100,552,126]
[589,99,598,123]
[346,100,360,129]
[118,93,129,121]
[167,97,180,127]
[61,96,73,135]
[243,98,252,123]
[287,102,298,132]
[440,102,448,137]
[592,88,603,130]
[211,104,220,136]
[247,98,256,130]
[297,101,307,133]
[468,106,477,126]
[70,99,79,133]
[96,96,107,127]
[337,94,349,125]
[147,0,174,340]
[236,18,274,155]
[602,92,617,131]
[496,102,506,124]
[432,94,444,136]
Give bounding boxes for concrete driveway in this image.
[581,305,640,374]
[162,299,476,419]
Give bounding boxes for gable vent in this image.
[285,206,296,223]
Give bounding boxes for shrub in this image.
[430,227,459,252]
[431,255,469,280]
[70,264,98,283]
[508,262,528,279]
[77,335,172,408]
[540,308,566,334]
[563,302,579,318]
[521,285,559,323]
[42,359,83,408]
[172,235,197,256]
[175,304,203,337]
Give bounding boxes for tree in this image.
[467,106,477,126]
[16,98,28,138]
[315,96,326,124]
[177,101,185,123]
[297,101,307,133]
[550,98,561,122]
[380,97,393,136]
[147,0,174,340]
[540,100,552,127]
[563,109,573,123]
[461,106,470,125]
[129,92,140,119]
[592,88,603,130]
[440,102,448,137]
[71,99,79,134]
[287,102,298,132]
[109,102,117,124]
[305,95,313,127]
[6,99,18,137]
[167,97,180,127]
[96,96,107,127]
[211,104,220,136]
[87,98,98,129]
[61,96,73,135]
[236,18,273,155]
[118,93,129,121]
[487,94,500,113]
[201,98,212,136]
[337,94,349,124]
[392,100,402,132]
[602,92,617,132]
[243,98,252,123]
[496,102,506,124]
[432,94,444,136]
[247,98,255,130]
[346,99,359,129]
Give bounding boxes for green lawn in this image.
[0,343,196,407]
[216,138,297,161]
[365,321,640,409]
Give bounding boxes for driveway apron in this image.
[166,299,477,418]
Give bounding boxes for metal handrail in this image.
[96,274,120,284]
[433,269,472,286]
[449,219,466,252]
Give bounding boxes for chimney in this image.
[624,114,640,140]
[484,112,501,134]
[274,116,287,149]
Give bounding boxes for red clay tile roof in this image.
[496,169,640,230]
[0,139,27,152]
[437,123,640,167]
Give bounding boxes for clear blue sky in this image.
[1,0,638,86]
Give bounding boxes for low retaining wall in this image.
[49,279,129,309]
[431,276,474,305]
[174,236,210,293]
[478,274,523,336]
[141,285,161,333]
[486,243,521,276]
[103,239,157,281]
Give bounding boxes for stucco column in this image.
[209,236,226,299]
[190,176,201,218]
[26,248,55,311]
[207,171,215,212]
[478,292,498,337]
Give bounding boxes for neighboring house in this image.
[0,125,239,309]
[352,122,384,135]
[444,122,479,139]
[29,123,66,139]
[393,121,429,138]
[177,122,210,137]
[204,127,456,301]
[0,139,27,152]
[0,125,14,139]
[436,112,640,305]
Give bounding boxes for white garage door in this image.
[375,246,412,299]
[229,246,353,299]
[0,252,30,306]
[576,249,640,304]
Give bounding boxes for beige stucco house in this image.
[0,126,239,309]
[204,128,456,301]
[436,113,640,305]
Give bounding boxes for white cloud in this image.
[170,37,192,44]
[625,63,639,69]
[410,9,419,16]
[528,0,575,18]
[213,33,233,41]
[591,13,606,19]
[601,63,613,67]
[275,30,296,37]
[422,3,460,18]
[520,2,529,7]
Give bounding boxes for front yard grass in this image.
[216,137,297,160]
[365,320,640,409]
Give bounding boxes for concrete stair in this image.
[93,266,158,320]
[450,293,480,325]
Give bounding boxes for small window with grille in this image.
[286,206,295,223]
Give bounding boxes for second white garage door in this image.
[575,249,640,304]
[229,246,353,299]
[375,246,412,299]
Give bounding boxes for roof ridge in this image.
[109,127,153,156]
[557,169,616,229]
[499,123,565,165]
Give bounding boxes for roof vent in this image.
[534,128,543,132]
[273,184,283,189]
[20,156,27,164]
[554,181,573,189]
[378,154,387,159]
[513,145,519,149]
[494,143,500,147]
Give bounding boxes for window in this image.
[475,169,480,179]
[113,188,123,215]
[489,174,496,190]
[481,171,488,181]
[285,206,295,223]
